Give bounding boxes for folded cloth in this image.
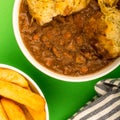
[69,79,120,120]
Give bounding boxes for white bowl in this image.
[0,64,49,120]
[13,0,120,82]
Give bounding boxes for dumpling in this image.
[26,0,90,25]
[97,0,120,58]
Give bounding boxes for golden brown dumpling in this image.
[26,0,90,25]
[98,0,120,58]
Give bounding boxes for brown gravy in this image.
[19,0,117,76]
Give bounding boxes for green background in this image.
[0,1,120,120]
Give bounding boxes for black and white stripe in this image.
[69,79,120,120]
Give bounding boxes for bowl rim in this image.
[0,63,49,120]
[12,0,120,82]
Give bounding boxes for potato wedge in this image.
[19,105,34,120]
[27,107,46,120]
[0,68,28,88]
[0,101,8,120]
[0,80,45,112]
[1,98,26,120]
[23,85,46,120]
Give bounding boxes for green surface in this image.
[0,1,120,120]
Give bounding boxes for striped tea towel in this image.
[69,79,120,120]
